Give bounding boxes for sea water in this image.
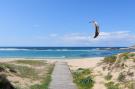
[0,47,134,59]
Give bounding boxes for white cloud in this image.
[45,31,135,47]
[10,31,134,47]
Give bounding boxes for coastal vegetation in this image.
[117,72,126,82]
[14,60,47,66]
[68,52,135,89]
[105,82,120,89]
[0,60,54,89]
[72,68,94,89]
[102,52,135,89]
[30,64,54,89]
[102,52,135,64]
[104,73,112,81]
[102,55,117,64]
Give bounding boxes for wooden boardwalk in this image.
[49,62,77,89]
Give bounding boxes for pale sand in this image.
[0,57,103,63]
[65,57,104,70]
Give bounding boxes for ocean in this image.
[0,47,134,59]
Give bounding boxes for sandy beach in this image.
[66,57,104,69]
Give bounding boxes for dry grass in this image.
[14,60,47,66]
[0,60,54,89]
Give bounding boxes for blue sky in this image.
[0,0,135,47]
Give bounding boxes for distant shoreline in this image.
[0,57,104,61]
[0,47,134,59]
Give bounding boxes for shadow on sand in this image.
[0,74,15,89]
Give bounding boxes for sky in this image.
[0,0,135,47]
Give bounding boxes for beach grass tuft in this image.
[102,55,117,64]
[117,72,126,82]
[14,60,47,66]
[0,63,38,79]
[105,81,120,89]
[0,60,54,89]
[105,73,112,81]
[72,68,94,89]
[30,63,54,89]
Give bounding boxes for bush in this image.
[77,68,91,75]
[128,53,135,57]
[121,53,129,60]
[105,73,112,81]
[133,58,135,62]
[117,73,126,82]
[73,68,94,89]
[77,76,94,89]
[102,55,117,64]
[128,81,135,89]
[105,81,120,89]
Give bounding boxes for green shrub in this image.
[128,53,135,57]
[105,73,112,81]
[122,53,129,60]
[78,76,94,89]
[102,55,117,64]
[105,81,120,89]
[133,58,135,62]
[117,73,126,82]
[73,68,94,89]
[128,81,135,89]
[77,68,91,75]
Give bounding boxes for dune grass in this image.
[0,60,54,89]
[105,81,120,89]
[117,72,126,82]
[102,55,117,64]
[72,68,94,89]
[14,60,47,66]
[127,81,135,89]
[105,73,112,81]
[120,52,129,60]
[30,64,54,89]
[102,52,135,65]
[0,63,38,79]
[128,53,135,57]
